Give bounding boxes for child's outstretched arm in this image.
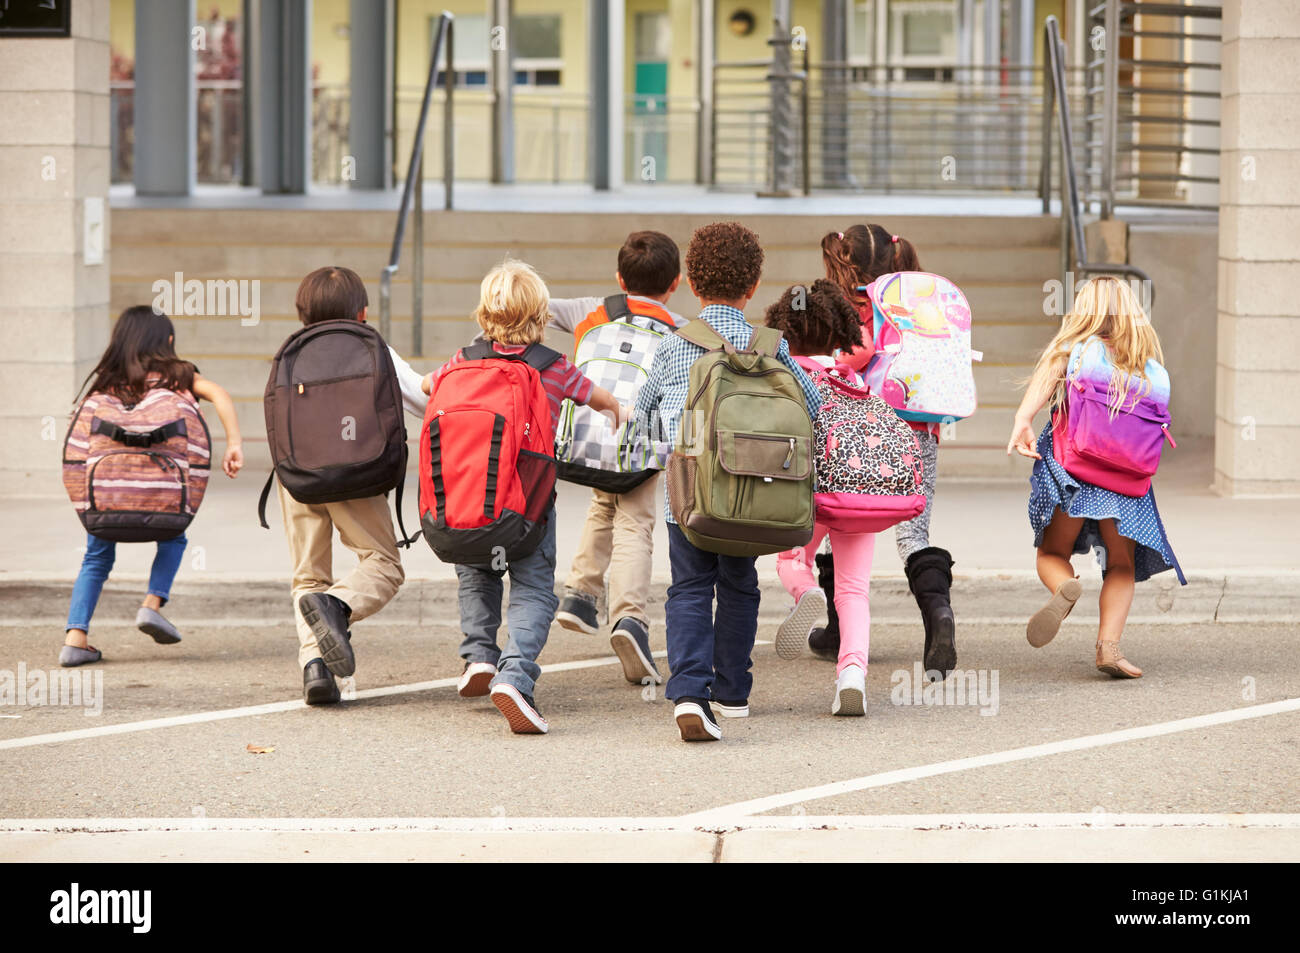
[191,375,244,477]
[586,385,629,430]
[1007,351,1066,460]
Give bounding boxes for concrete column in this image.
[348,0,393,190]
[590,0,624,190]
[695,0,715,184]
[1215,0,1300,495]
[133,0,195,195]
[491,0,515,184]
[821,0,850,187]
[256,0,311,194]
[0,0,112,495]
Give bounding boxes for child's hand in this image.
[222,444,245,478]
[421,373,432,395]
[1006,419,1040,459]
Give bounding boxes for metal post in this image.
[1039,46,1053,213]
[801,42,811,195]
[696,0,715,185]
[762,1,795,196]
[412,149,423,356]
[821,0,849,188]
[257,0,312,194]
[443,16,454,210]
[348,0,394,189]
[1101,0,1119,218]
[490,0,515,183]
[134,0,196,195]
[590,0,624,190]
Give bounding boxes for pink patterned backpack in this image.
[63,386,212,541]
[809,363,926,532]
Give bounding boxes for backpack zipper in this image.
[783,438,795,470]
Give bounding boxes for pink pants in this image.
[775,523,876,675]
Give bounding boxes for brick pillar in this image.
[0,1,112,496]
[1216,0,1300,495]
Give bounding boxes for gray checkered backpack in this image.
[555,294,679,493]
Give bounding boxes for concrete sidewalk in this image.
[3,438,1294,593]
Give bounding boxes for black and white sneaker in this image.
[458,660,496,698]
[610,617,662,685]
[298,592,355,677]
[807,626,840,662]
[674,697,722,742]
[303,658,340,706]
[711,697,750,718]
[555,590,599,634]
[490,683,549,734]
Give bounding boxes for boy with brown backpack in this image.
[259,266,428,704]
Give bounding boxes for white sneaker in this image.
[776,588,827,660]
[457,661,496,698]
[832,664,866,717]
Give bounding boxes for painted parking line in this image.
[0,649,670,752]
[682,696,1300,823]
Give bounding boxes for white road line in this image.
[0,647,682,752]
[682,697,1300,823]
[3,813,1299,834]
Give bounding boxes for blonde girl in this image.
[1008,277,1185,678]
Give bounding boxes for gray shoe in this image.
[59,644,102,667]
[136,607,182,644]
[610,617,662,685]
[556,589,599,634]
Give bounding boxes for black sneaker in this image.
[711,697,749,718]
[303,658,340,705]
[298,592,354,677]
[807,626,840,662]
[555,590,599,634]
[490,683,549,734]
[674,696,721,742]
[610,617,662,685]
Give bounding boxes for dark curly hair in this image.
[685,221,764,303]
[764,279,863,357]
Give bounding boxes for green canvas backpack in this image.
[665,319,815,557]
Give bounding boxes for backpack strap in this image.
[91,417,186,447]
[603,294,631,322]
[675,319,729,352]
[748,326,784,358]
[461,340,562,373]
[393,444,421,548]
[257,471,275,529]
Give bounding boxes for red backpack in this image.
[419,342,560,567]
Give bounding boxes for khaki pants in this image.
[563,473,658,627]
[278,483,405,668]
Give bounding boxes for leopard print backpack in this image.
[810,364,927,532]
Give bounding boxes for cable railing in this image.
[1040,15,1154,306]
[378,11,454,357]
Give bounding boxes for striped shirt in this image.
[432,342,596,439]
[632,304,821,523]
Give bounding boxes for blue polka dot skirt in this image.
[1029,418,1186,585]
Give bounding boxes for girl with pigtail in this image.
[775,225,957,679]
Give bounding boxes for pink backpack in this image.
[809,363,926,532]
[1051,338,1175,497]
[63,387,212,541]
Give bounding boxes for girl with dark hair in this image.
[815,225,958,680]
[60,306,244,667]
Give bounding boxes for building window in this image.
[434,13,562,87]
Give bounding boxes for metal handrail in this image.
[379,11,454,355]
[1039,16,1153,306]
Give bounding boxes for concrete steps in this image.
[111,208,1062,478]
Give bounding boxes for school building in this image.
[2,0,1298,497]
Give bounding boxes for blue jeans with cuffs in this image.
[455,507,558,698]
[66,533,187,632]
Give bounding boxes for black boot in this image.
[906,547,956,678]
[807,552,841,662]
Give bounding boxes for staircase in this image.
[109,207,1061,479]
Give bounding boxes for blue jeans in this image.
[66,533,188,632]
[664,522,759,703]
[455,508,558,698]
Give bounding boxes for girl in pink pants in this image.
[765,280,878,716]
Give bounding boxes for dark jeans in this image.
[454,507,558,698]
[664,522,759,702]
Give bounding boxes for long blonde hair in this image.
[1035,276,1163,415]
[473,259,550,345]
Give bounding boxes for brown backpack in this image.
[258,319,416,543]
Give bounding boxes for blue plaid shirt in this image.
[633,304,821,524]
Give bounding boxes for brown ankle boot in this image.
[1096,640,1142,678]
